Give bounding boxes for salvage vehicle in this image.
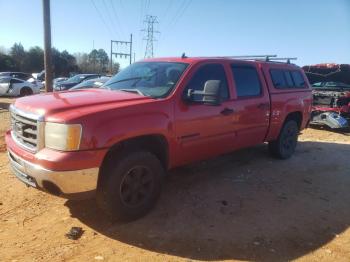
[5,55,312,221]
[0,77,40,96]
[311,82,350,129]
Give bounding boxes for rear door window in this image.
[230,65,262,97]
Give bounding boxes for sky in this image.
[0,0,349,68]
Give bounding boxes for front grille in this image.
[10,108,40,151]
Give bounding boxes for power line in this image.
[161,0,173,23]
[102,0,121,39]
[142,15,159,58]
[137,0,146,61]
[166,0,192,31]
[145,0,151,15]
[110,0,126,38]
[90,0,115,37]
[166,0,187,28]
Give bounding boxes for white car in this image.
[0,77,40,97]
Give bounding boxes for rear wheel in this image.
[269,120,299,159]
[20,87,33,96]
[96,151,164,221]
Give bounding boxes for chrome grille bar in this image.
[9,105,44,152]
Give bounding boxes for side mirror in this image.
[184,80,221,106]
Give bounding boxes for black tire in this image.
[96,151,164,221]
[268,120,299,159]
[20,87,33,96]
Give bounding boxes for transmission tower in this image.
[142,15,160,58]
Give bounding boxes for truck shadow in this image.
[65,140,350,261]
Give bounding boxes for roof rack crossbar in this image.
[229,55,297,64]
[229,55,277,59]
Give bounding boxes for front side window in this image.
[184,64,229,100]
[104,62,188,98]
[231,65,262,97]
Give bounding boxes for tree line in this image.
[0,43,120,77]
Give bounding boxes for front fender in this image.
[78,100,175,150]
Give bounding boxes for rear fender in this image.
[266,97,306,141]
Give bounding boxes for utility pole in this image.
[110,34,133,73]
[43,0,53,92]
[142,15,159,58]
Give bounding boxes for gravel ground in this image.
[0,116,350,261]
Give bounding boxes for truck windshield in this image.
[103,62,188,98]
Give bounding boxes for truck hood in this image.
[14,88,153,119]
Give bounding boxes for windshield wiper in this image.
[119,88,145,96]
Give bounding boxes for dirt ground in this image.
[1,109,350,262]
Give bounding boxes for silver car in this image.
[0,77,40,96]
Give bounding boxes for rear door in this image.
[228,63,270,148]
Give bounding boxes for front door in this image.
[174,63,236,166]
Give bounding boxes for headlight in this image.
[45,122,82,151]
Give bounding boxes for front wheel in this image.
[268,120,299,159]
[97,151,164,221]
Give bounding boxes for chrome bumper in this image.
[7,149,99,198]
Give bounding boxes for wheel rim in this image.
[282,125,297,153]
[120,166,154,208]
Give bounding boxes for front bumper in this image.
[8,149,99,199]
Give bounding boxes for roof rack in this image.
[228,55,297,64]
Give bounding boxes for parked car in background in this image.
[54,77,68,84]
[54,74,101,91]
[0,71,43,89]
[69,76,110,90]
[0,77,40,96]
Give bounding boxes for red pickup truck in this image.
[6,56,312,221]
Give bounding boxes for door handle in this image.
[220,108,234,116]
[257,103,270,109]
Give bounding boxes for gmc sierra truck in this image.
[6,56,312,221]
